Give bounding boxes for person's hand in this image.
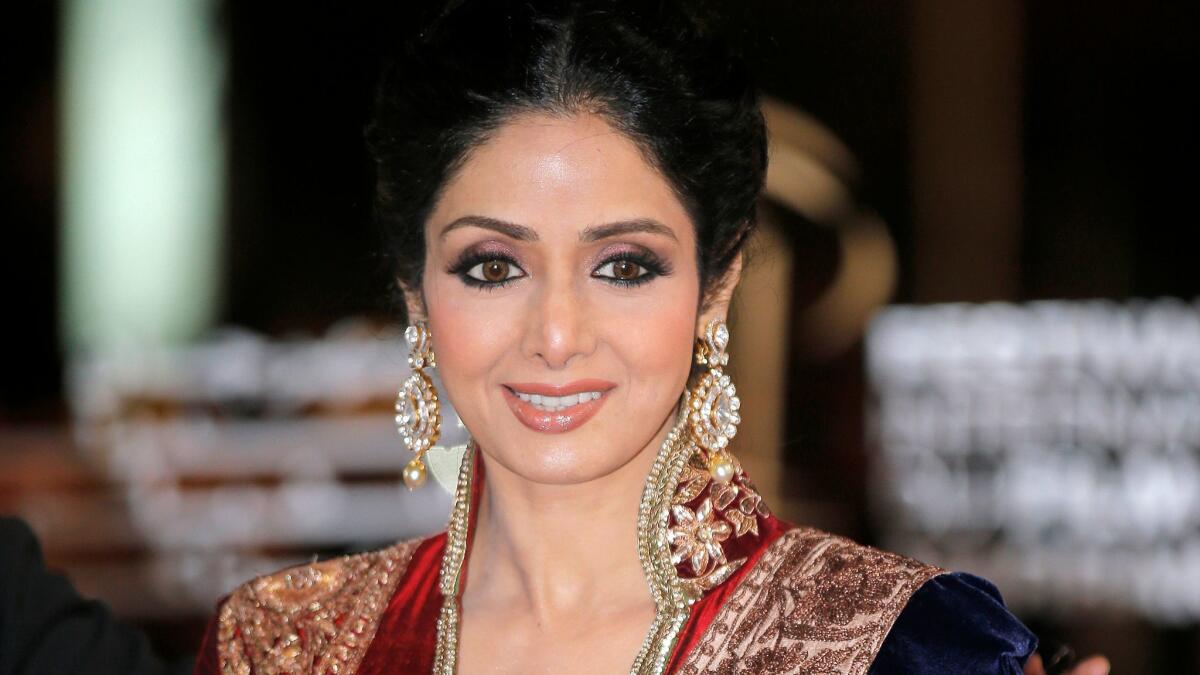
[1024,652,1111,675]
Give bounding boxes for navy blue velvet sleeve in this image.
[868,571,1038,675]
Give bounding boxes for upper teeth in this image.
[514,390,603,411]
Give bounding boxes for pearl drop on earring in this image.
[403,457,427,489]
[707,451,736,483]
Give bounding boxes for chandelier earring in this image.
[687,318,741,483]
[395,321,442,489]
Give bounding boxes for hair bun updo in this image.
[367,0,767,317]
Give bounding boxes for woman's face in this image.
[416,112,702,485]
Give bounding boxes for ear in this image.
[697,252,743,332]
[399,280,427,324]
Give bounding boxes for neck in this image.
[461,405,681,622]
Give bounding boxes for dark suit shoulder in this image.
[0,517,169,675]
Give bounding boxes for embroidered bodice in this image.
[196,520,975,674]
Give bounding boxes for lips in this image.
[501,379,616,433]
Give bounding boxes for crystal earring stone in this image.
[395,369,440,455]
[714,391,735,428]
[405,323,436,369]
[711,321,729,354]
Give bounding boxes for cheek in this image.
[601,283,698,402]
[420,275,519,401]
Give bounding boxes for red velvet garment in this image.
[356,450,488,674]
[354,534,447,673]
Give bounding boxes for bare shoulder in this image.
[677,525,945,675]
[215,534,434,675]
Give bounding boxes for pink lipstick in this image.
[501,379,616,433]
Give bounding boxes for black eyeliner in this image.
[446,249,671,290]
[446,250,525,289]
[592,250,672,287]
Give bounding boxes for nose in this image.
[521,271,596,370]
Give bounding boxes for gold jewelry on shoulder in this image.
[395,321,442,489]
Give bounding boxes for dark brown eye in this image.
[465,258,522,284]
[612,260,641,280]
[482,260,509,282]
[595,259,647,282]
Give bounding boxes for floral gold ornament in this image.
[670,497,731,576]
[665,449,768,601]
[688,318,741,483]
[395,321,441,489]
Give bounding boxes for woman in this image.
[194,1,1108,673]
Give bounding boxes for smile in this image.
[512,390,603,411]
[501,379,616,433]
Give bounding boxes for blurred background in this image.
[2,1,1197,671]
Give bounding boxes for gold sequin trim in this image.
[675,527,945,675]
[216,538,422,675]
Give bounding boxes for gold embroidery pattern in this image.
[676,527,945,675]
[216,538,423,675]
[668,452,769,598]
[630,408,696,675]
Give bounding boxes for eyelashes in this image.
[594,250,673,286]
[445,248,673,291]
[448,251,527,289]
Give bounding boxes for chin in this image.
[488,436,642,486]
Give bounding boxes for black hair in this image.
[366,0,767,319]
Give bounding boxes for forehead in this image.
[428,111,694,242]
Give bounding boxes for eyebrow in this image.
[438,215,678,243]
[581,218,678,243]
[439,215,538,241]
